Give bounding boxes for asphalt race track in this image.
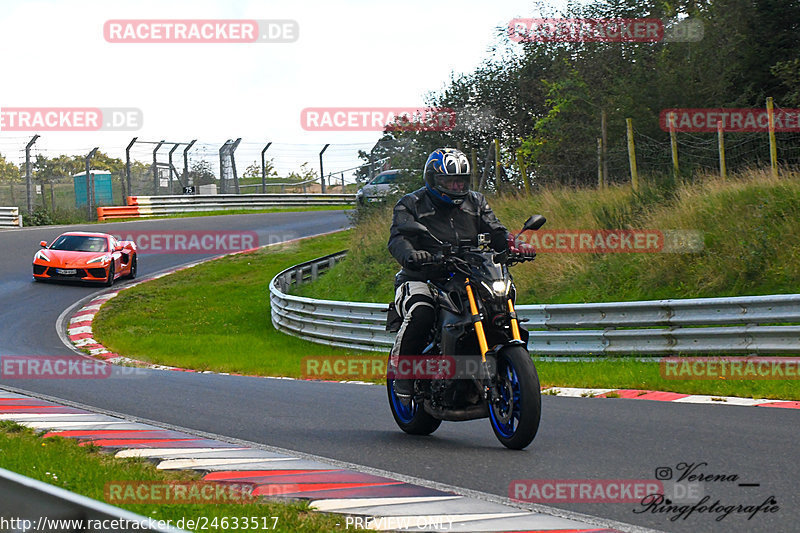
[1,213,797,533]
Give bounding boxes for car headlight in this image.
[86,254,111,264]
[34,250,50,262]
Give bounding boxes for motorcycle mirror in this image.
[521,214,546,232]
[398,220,444,245]
[397,220,429,235]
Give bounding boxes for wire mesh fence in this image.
[1,100,798,223]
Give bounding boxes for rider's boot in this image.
[394,379,414,406]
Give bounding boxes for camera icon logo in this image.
[655,467,673,480]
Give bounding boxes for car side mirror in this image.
[114,244,123,252]
[39,241,48,248]
[522,215,546,232]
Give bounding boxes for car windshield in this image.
[50,235,108,253]
[370,173,398,185]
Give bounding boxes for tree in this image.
[188,160,216,186]
[242,159,278,179]
[0,153,21,204]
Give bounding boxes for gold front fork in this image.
[464,278,489,361]
[508,299,522,341]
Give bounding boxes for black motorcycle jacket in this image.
[388,187,510,286]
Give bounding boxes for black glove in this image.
[405,250,434,270]
[491,231,510,253]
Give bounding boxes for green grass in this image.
[295,169,800,304]
[93,230,367,376]
[535,359,799,400]
[0,421,342,532]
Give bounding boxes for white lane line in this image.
[156,457,296,469]
[541,387,616,397]
[0,413,107,420]
[312,497,461,512]
[116,448,250,458]
[365,513,531,530]
[72,338,97,347]
[21,421,140,430]
[672,395,787,406]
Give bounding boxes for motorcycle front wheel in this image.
[387,378,441,436]
[488,346,541,449]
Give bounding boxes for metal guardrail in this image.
[269,251,800,355]
[97,193,356,221]
[0,467,187,531]
[0,207,22,228]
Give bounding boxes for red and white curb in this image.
[541,387,800,409]
[0,388,626,532]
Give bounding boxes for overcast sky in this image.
[0,0,570,178]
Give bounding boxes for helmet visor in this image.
[434,174,471,196]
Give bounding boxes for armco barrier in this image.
[0,207,22,228]
[97,194,355,221]
[269,251,800,354]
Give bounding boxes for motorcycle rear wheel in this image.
[488,346,541,449]
[387,379,441,436]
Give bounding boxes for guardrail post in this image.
[319,144,330,193]
[626,118,639,192]
[25,135,40,215]
[668,112,679,180]
[153,140,165,195]
[168,143,180,194]
[85,147,98,220]
[230,138,242,194]
[125,137,137,202]
[766,97,778,178]
[718,122,727,180]
[261,142,272,193]
[183,140,196,194]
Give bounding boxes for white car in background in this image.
[356,170,409,205]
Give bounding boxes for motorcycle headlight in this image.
[35,250,50,262]
[491,280,507,295]
[87,254,111,264]
[482,280,510,297]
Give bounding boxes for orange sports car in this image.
[33,232,137,286]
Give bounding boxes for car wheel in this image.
[105,262,115,287]
[128,254,137,279]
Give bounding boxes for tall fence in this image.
[270,251,800,355]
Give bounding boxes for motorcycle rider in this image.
[387,148,535,404]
